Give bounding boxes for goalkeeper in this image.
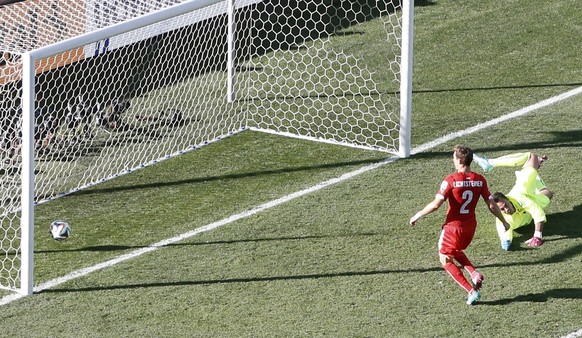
[473,152,554,250]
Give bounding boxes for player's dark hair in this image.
[454,144,473,166]
[493,191,507,202]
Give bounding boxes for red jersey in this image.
[437,171,492,229]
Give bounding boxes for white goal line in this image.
[2,86,582,338]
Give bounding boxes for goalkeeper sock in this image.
[489,152,531,168]
[444,262,473,293]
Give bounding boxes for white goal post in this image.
[0,0,413,295]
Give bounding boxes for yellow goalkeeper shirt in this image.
[495,194,550,233]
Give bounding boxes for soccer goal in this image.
[0,0,413,295]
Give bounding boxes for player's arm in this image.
[522,199,547,231]
[486,197,510,231]
[409,196,444,226]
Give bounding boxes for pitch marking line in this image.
[563,329,582,338]
[1,86,582,320]
[412,86,582,155]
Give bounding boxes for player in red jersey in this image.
[409,145,510,305]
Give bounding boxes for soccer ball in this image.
[49,220,71,240]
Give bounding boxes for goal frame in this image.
[16,0,414,295]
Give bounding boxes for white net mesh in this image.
[0,0,404,292]
[241,1,402,150]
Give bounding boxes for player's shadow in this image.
[71,157,386,196]
[544,204,582,240]
[40,265,445,294]
[35,244,141,254]
[412,81,582,94]
[36,231,384,254]
[474,129,582,154]
[479,288,582,305]
[410,129,582,161]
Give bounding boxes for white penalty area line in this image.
[412,86,582,155]
[1,85,582,310]
[563,330,582,338]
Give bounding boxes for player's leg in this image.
[521,153,555,206]
[438,228,479,304]
[473,152,530,173]
[440,253,473,293]
[472,153,494,173]
[509,166,554,205]
[523,152,549,170]
[454,251,483,290]
[493,152,532,167]
[440,253,481,305]
[530,165,554,201]
[474,151,551,173]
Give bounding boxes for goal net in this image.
[0,0,412,294]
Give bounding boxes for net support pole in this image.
[398,0,414,158]
[20,52,36,296]
[227,0,236,102]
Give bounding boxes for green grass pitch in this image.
[1,0,581,337]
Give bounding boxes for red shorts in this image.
[438,224,476,256]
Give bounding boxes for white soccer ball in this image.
[49,220,71,240]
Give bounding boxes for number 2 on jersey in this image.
[460,190,474,214]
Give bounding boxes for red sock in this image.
[454,252,475,274]
[444,262,472,293]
